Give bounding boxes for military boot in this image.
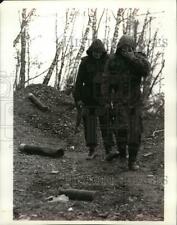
[105,147,119,161]
[128,145,139,171]
[86,147,97,160]
[118,143,127,158]
[117,143,127,168]
[128,161,140,171]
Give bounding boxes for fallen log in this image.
[19,143,64,158]
[28,93,49,111]
[58,188,96,201]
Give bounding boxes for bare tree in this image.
[110,8,124,55]
[133,11,166,112]
[104,9,111,51]
[13,48,21,90]
[54,13,59,89]
[137,11,150,51]
[13,8,36,89]
[43,41,63,85]
[26,30,30,86]
[43,9,76,86]
[92,9,97,40]
[56,10,77,89]
[70,10,93,84]
[18,9,27,89]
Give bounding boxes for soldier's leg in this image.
[114,128,127,158]
[99,113,115,159]
[128,107,142,170]
[83,107,98,160]
[113,104,128,158]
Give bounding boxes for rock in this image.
[51,170,59,174]
[68,207,73,211]
[48,194,69,203]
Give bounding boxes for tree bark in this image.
[110,9,124,55]
[71,11,93,84]
[13,49,21,90]
[43,41,62,85]
[92,9,97,41]
[18,9,27,89]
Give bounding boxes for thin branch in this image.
[96,9,105,33]
[147,59,165,97]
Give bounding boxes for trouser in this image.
[82,106,114,151]
[113,103,142,162]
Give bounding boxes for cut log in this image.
[58,188,96,201]
[28,93,49,111]
[19,143,64,158]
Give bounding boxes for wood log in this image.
[58,188,96,201]
[28,93,49,111]
[19,143,64,158]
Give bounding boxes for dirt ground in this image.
[13,84,164,221]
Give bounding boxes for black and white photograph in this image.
[0,0,176,224]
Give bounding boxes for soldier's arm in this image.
[124,52,150,77]
[73,59,85,103]
[101,58,112,104]
[134,52,151,77]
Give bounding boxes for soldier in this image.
[74,39,115,160]
[102,35,150,170]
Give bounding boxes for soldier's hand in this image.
[122,48,135,60]
[77,100,84,109]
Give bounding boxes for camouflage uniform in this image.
[102,35,150,168]
[74,39,114,157]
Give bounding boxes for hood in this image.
[116,35,136,55]
[86,39,106,56]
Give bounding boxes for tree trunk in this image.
[13,49,21,90]
[92,9,97,40]
[57,10,76,89]
[71,11,93,84]
[54,13,59,88]
[43,41,62,85]
[43,9,73,86]
[19,9,27,89]
[26,31,30,86]
[110,9,124,55]
[104,9,110,51]
[137,11,149,51]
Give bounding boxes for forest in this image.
[13,8,165,113]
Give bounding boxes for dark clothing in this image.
[102,49,150,161]
[82,106,114,148]
[102,52,150,107]
[74,39,108,106]
[74,39,113,149]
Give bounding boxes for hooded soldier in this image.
[102,35,150,170]
[74,39,115,160]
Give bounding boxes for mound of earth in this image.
[14,84,77,139]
